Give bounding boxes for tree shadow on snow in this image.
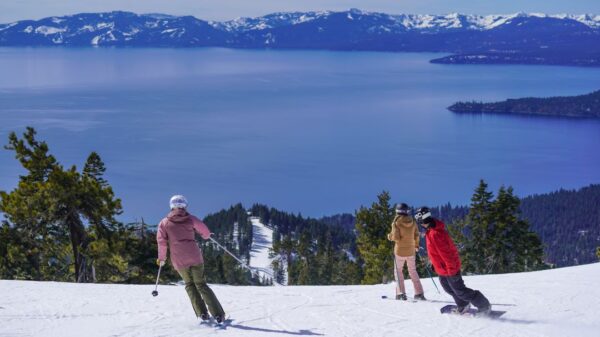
[227,323,324,335]
[250,228,271,253]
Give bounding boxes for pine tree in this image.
[466,180,494,273]
[83,152,107,186]
[451,181,545,274]
[355,191,395,284]
[295,229,314,284]
[488,186,545,273]
[279,235,296,283]
[315,231,334,284]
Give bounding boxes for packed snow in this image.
[1,263,599,337]
[248,216,276,283]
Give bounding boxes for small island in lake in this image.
[448,90,600,118]
[430,53,600,68]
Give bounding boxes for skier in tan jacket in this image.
[387,203,425,301]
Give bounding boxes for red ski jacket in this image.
[424,219,461,276]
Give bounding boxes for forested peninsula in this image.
[448,90,600,118]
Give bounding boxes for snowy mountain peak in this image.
[389,12,600,30]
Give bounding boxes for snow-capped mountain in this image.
[218,10,600,32]
[0,11,229,46]
[212,11,331,32]
[1,10,599,66]
[1,9,599,47]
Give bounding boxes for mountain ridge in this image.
[2,9,599,67]
[4,10,600,31]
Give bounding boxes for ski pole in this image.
[208,236,284,286]
[152,264,162,297]
[417,249,440,294]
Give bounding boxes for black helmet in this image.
[415,207,431,221]
[395,203,410,215]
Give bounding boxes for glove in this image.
[156,259,165,267]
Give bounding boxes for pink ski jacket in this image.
[157,208,211,270]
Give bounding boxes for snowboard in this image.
[440,304,506,319]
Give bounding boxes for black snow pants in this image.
[439,272,490,309]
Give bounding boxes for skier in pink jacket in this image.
[157,195,225,323]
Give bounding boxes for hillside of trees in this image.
[201,203,363,285]
[435,185,600,267]
[520,185,600,267]
[331,184,600,268]
[448,90,600,118]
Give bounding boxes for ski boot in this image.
[396,293,408,301]
[214,315,224,324]
[477,305,492,316]
[414,293,426,301]
[200,313,210,322]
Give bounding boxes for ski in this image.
[198,314,232,329]
[440,304,506,319]
[214,315,233,329]
[381,295,419,303]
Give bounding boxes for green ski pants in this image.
[177,264,225,318]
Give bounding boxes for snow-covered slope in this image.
[1,263,599,337]
[248,216,275,282]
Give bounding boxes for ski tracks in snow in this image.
[229,288,320,335]
[3,264,600,337]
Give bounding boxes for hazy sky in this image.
[2,0,600,23]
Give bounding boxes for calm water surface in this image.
[1,48,599,222]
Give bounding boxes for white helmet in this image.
[169,195,188,209]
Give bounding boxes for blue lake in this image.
[1,47,599,223]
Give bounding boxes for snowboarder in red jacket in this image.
[415,207,491,315]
